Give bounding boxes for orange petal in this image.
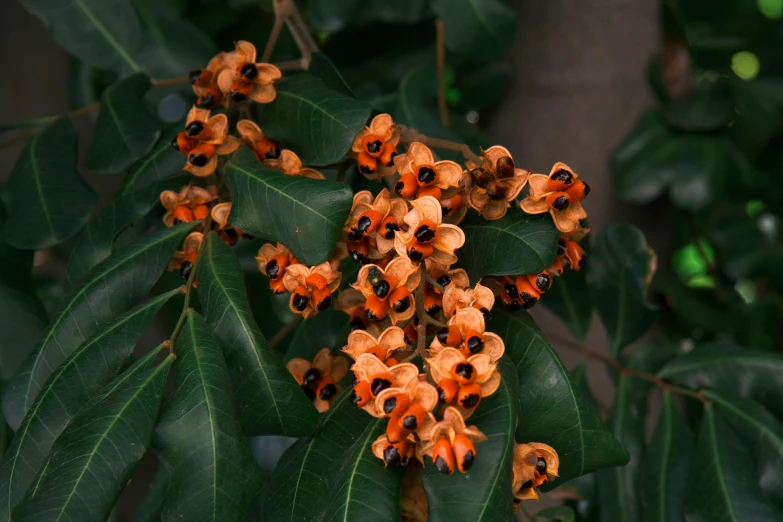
[237,119,265,143]
[343,330,380,360]
[255,63,282,83]
[250,82,277,104]
[330,355,349,382]
[286,358,311,383]
[313,347,333,373]
[454,307,485,335]
[407,142,434,168]
[520,197,549,214]
[217,68,234,95]
[369,113,395,141]
[411,196,443,226]
[481,333,505,362]
[210,202,232,227]
[379,326,407,353]
[216,135,242,155]
[479,369,501,397]
[235,40,258,64]
[433,160,463,189]
[481,145,512,169]
[527,174,550,198]
[552,209,580,233]
[184,155,218,177]
[283,264,310,292]
[504,174,529,200]
[433,224,465,255]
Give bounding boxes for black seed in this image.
[223,228,237,240]
[552,196,569,210]
[357,216,373,234]
[171,135,181,151]
[535,273,551,292]
[265,147,281,160]
[496,156,515,179]
[521,480,533,489]
[180,261,193,282]
[557,238,567,255]
[189,153,208,167]
[461,450,475,471]
[365,308,381,321]
[303,368,321,387]
[486,182,508,200]
[189,69,202,84]
[400,456,411,467]
[371,378,392,396]
[301,384,316,401]
[386,151,397,167]
[467,336,484,354]
[373,279,391,299]
[383,397,397,415]
[479,307,491,320]
[392,295,411,313]
[455,363,473,380]
[185,120,204,137]
[407,247,424,263]
[350,250,369,264]
[383,221,400,239]
[384,446,401,467]
[359,163,375,174]
[319,383,337,401]
[460,393,480,408]
[196,92,214,108]
[266,259,280,279]
[316,294,332,311]
[367,140,382,153]
[349,316,365,331]
[402,415,418,430]
[417,166,436,185]
[293,293,309,311]
[583,182,591,196]
[469,168,489,188]
[520,292,538,310]
[504,283,519,300]
[434,456,451,474]
[230,90,247,102]
[241,63,258,79]
[394,181,405,196]
[578,255,587,268]
[173,218,182,225]
[351,376,358,387]
[436,274,452,287]
[351,389,360,404]
[550,169,573,184]
[415,225,435,242]
[426,304,442,315]
[348,228,362,242]
[504,299,522,311]
[437,387,448,404]
[536,456,547,475]
[437,327,450,344]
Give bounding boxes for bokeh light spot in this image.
[732,51,760,80]
[758,0,783,19]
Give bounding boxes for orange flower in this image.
[394,196,465,266]
[493,271,552,311]
[342,327,408,365]
[427,347,501,415]
[442,281,494,319]
[287,348,349,413]
[236,119,281,161]
[210,203,250,245]
[351,114,401,179]
[520,162,588,233]
[466,146,529,220]
[345,189,408,257]
[372,432,420,469]
[175,107,241,177]
[352,257,420,324]
[429,307,505,362]
[393,142,462,199]
[256,242,298,294]
[159,185,217,227]
[349,354,419,417]
[374,378,439,459]
[217,41,282,104]
[512,442,560,501]
[418,406,486,474]
[265,149,325,179]
[168,231,203,283]
[190,53,228,109]
[283,262,342,318]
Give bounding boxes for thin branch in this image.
[266,0,319,70]
[435,19,450,127]
[399,125,483,166]
[269,314,303,349]
[151,75,190,88]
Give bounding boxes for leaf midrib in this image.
[705,407,737,521]
[466,0,503,45]
[463,220,549,269]
[657,395,673,522]
[27,130,56,241]
[277,89,353,133]
[75,0,142,73]
[338,419,381,522]
[710,394,783,452]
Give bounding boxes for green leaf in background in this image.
[1,118,97,250]
[134,464,170,522]
[730,78,783,159]
[85,73,161,174]
[459,212,560,282]
[587,225,657,356]
[422,356,517,522]
[684,406,783,522]
[658,342,783,418]
[259,393,371,522]
[309,52,355,97]
[118,125,188,196]
[262,74,371,166]
[225,148,353,265]
[19,0,146,75]
[154,312,265,522]
[488,308,629,483]
[706,390,783,507]
[642,392,694,522]
[536,506,576,522]
[11,355,173,522]
[198,233,320,436]
[0,290,178,522]
[306,0,431,32]
[2,222,194,430]
[542,260,593,343]
[431,0,516,62]
[283,308,350,362]
[662,80,735,131]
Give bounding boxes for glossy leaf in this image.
[134,464,169,522]
[225,148,353,264]
[684,406,783,522]
[542,263,592,342]
[459,212,560,282]
[642,392,693,522]
[0,290,178,521]
[309,53,354,97]
[422,356,518,522]
[488,308,629,483]
[118,125,188,196]
[11,356,173,522]
[658,342,783,418]
[283,308,350,362]
[1,118,97,250]
[197,233,319,436]
[262,73,371,166]
[707,390,783,507]
[154,312,265,522]
[259,393,372,522]
[586,225,657,356]
[662,81,735,131]
[2,222,194,430]
[431,0,516,62]
[85,73,161,174]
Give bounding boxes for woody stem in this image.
[398,125,483,166]
[545,332,707,403]
[413,263,447,359]
[266,0,319,69]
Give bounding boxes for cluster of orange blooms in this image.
[159,40,590,509]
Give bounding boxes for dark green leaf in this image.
[459,212,559,281]
[85,73,161,174]
[422,356,517,522]
[542,263,592,343]
[11,356,173,522]
[154,312,265,522]
[309,53,355,98]
[1,118,97,250]
[662,81,735,131]
[536,506,576,522]
[118,125,189,196]
[684,406,783,522]
[488,308,629,483]
[307,0,431,32]
[225,148,353,264]
[658,342,783,418]
[707,390,783,507]
[135,464,169,522]
[0,290,178,521]
[431,0,515,62]
[586,225,657,356]
[198,233,319,436]
[262,74,371,166]
[259,393,371,522]
[730,78,783,158]
[642,392,693,522]
[283,308,350,362]
[2,222,195,430]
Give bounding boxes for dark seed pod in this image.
[292,292,309,312]
[550,169,573,184]
[460,393,480,408]
[535,273,551,293]
[504,299,522,311]
[357,216,373,234]
[536,456,547,475]
[371,377,392,396]
[520,292,538,310]
[383,221,400,239]
[265,147,281,160]
[402,415,418,430]
[303,368,321,387]
[407,247,424,263]
[478,307,491,320]
[230,90,247,102]
[436,327,450,345]
[415,225,435,242]
[486,181,508,201]
[315,293,332,311]
[469,168,490,188]
[455,363,473,380]
[384,446,401,467]
[504,283,519,300]
[383,397,397,415]
[189,153,209,167]
[467,336,484,354]
[301,384,316,401]
[196,92,215,108]
[552,195,569,210]
[436,274,452,288]
[241,63,258,79]
[347,228,363,242]
[373,280,390,299]
[367,140,382,154]
[185,120,204,137]
[385,151,398,167]
[189,69,202,84]
[496,156,515,179]
[417,166,437,185]
[359,163,375,175]
[434,456,451,474]
[266,259,280,279]
[319,383,337,400]
[180,261,193,282]
[392,295,411,313]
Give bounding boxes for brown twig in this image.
[265,0,319,70]
[435,19,449,127]
[413,263,447,359]
[399,125,483,166]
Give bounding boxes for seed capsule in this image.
[357,210,382,235]
[386,414,410,443]
[292,286,310,312]
[380,142,397,167]
[437,378,459,404]
[547,168,573,191]
[496,156,515,179]
[432,439,455,474]
[407,242,434,263]
[383,445,401,467]
[453,433,477,473]
[301,384,316,401]
[395,172,419,198]
[357,151,378,175]
[469,167,490,188]
[536,456,547,475]
[546,191,570,211]
[457,383,482,409]
[303,367,321,387]
[486,181,508,201]
[380,217,400,239]
[240,63,258,79]
[400,402,426,430]
[389,287,412,314]
[417,186,442,200]
[185,120,204,137]
[452,362,475,384]
[351,380,373,406]
[437,325,462,347]
[371,377,392,396]
[414,223,436,242]
[417,166,436,185]
[383,393,410,417]
[365,295,390,321]
[465,333,484,354]
[317,380,337,401]
[312,288,332,311]
[564,179,590,202]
